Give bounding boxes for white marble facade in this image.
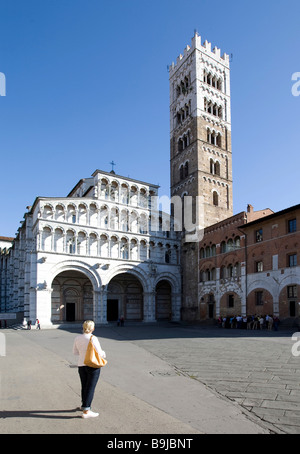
[0,170,181,327]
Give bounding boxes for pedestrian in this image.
[268,315,273,331]
[273,316,280,331]
[247,316,252,330]
[265,314,269,330]
[252,315,259,330]
[36,319,41,330]
[73,320,106,419]
[236,315,242,329]
[27,320,31,330]
[259,316,264,330]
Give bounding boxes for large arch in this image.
[220,291,242,318]
[103,263,149,291]
[51,270,94,323]
[107,272,144,322]
[247,288,273,316]
[279,283,300,319]
[49,260,102,324]
[154,273,181,321]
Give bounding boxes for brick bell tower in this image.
[169,32,233,319]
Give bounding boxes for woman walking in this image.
[73,320,106,419]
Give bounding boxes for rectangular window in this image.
[288,254,297,267]
[255,228,263,242]
[255,291,263,305]
[255,261,263,272]
[228,294,234,308]
[288,219,297,233]
[288,285,297,298]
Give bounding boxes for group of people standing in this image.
[217,314,280,331]
[26,319,41,329]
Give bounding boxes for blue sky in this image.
[0,0,299,237]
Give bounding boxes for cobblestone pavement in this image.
[109,323,300,434]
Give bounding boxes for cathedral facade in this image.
[0,170,181,327]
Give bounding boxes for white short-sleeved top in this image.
[73,333,106,367]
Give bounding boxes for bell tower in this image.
[169,33,233,320]
[169,32,233,231]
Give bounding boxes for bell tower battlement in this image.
[169,33,230,75]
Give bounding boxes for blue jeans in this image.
[78,366,101,411]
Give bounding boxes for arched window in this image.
[211,268,216,280]
[234,262,241,277]
[54,228,63,253]
[130,239,138,260]
[228,264,233,278]
[89,233,98,256]
[43,205,53,220]
[110,236,119,258]
[213,191,219,206]
[221,241,226,253]
[89,204,98,226]
[120,184,129,204]
[55,205,65,222]
[100,234,108,257]
[234,236,241,249]
[42,227,52,251]
[184,161,189,177]
[220,266,226,279]
[110,208,119,230]
[120,238,129,260]
[66,230,75,254]
[180,165,184,180]
[140,240,147,261]
[227,239,233,251]
[110,181,118,202]
[78,204,87,225]
[77,231,87,255]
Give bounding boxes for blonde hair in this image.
[83,320,95,334]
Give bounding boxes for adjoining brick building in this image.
[189,204,300,323]
[240,204,300,321]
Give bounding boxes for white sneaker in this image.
[82,410,99,419]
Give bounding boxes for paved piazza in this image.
[128,324,300,434]
[1,323,300,434]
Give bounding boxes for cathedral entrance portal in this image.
[107,273,143,321]
[51,270,94,323]
[107,299,119,322]
[155,280,172,320]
